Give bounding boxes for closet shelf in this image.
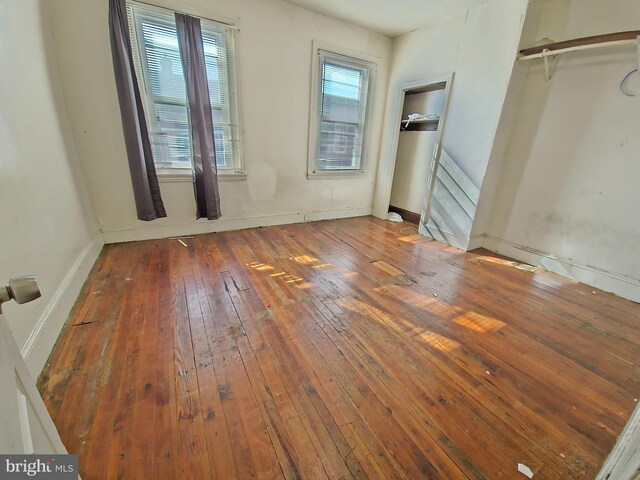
[401,117,440,132]
[405,118,439,124]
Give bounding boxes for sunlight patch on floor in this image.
[454,311,505,333]
[416,330,461,353]
[397,234,423,243]
[379,285,465,319]
[246,261,275,271]
[476,255,538,274]
[291,255,318,265]
[476,256,518,267]
[247,253,333,290]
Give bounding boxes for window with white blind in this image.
[127,2,242,174]
[308,47,375,176]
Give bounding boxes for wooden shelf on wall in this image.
[519,30,640,57]
[401,118,439,132]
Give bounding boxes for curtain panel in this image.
[108,0,166,221]
[175,13,222,220]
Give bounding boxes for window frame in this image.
[127,0,245,181]
[307,41,377,179]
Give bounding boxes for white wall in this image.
[390,90,444,214]
[485,0,640,301]
[373,0,529,249]
[372,12,466,219]
[390,132,438,214]
[0,0,102,375]
[402,90,446,120]
[47,0,391,243]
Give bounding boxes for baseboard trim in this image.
[101,207,372,244]
[371,208,388,220]
[482,234,640,303]
[466,234,485,251]
[22,231,104,376]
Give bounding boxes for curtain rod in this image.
[127,0,240,30]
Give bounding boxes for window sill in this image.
[307,170,365,180]
[158,171,247,183]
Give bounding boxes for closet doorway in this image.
[387,76,451,228]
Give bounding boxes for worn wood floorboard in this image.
[38,217,640,479]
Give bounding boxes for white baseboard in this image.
[371,208,388,220]
[466,234,485,251]
[101,207,372,244]
[482,234,640,303]
[22,231,104,376]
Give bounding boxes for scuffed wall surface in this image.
[0,1,98,350]
[487,0,640,294]
[46,0,391,237]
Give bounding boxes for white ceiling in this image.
[282,0,489,38]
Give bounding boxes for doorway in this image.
[387,76,451,229]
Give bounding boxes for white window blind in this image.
[312,50,372,173]
[127,2,241,171]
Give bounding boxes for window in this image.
[127,2,242,174]
[308,48,375,176]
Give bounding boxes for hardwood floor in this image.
[38,216,640,479]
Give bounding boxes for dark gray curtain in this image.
[109,0,166,221]
[175,13,222,220]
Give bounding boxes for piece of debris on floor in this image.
[518,463,534,478]
[169,236,193,247]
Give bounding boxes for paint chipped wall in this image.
[485,0,640,297]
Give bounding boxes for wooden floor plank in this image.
[152,241,180,480]
[222,262,368,479]
[172,241,214,479]
[38,216,640,480]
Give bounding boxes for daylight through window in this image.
[310,50,374,174]
[127,2,241,172]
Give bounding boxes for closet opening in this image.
[387,77,451,229]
